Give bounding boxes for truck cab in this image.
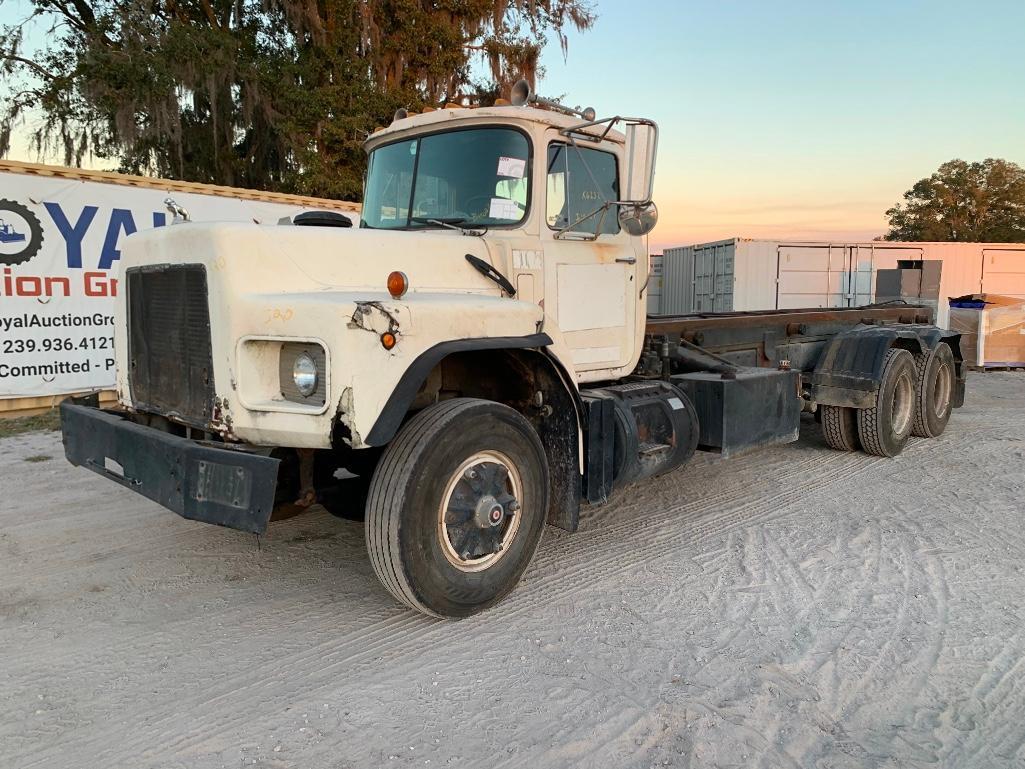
[363,106,650,379]
[106,99,656,448]
[61,86,964,618]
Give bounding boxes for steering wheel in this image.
[412,199,438,218]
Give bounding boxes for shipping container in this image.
[646,253,664,314]
[658,238,1025,328]
[661,245,694,316]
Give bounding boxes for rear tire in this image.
[365,398,549,618]
[821,405,860,451]
[911,344,955,438]
[857,348,917,457]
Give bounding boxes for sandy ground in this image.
[1,373,1023,769]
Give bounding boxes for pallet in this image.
[0,390,117,419]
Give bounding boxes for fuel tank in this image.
[581,381,699,497]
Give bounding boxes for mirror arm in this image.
[559,116,659,204]
[552,115,660,239]
[558,115,652,140]
[554,202,610,241]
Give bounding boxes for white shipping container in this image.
[660,238,1025,329]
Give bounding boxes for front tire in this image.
[857,348,917,457]
[365,398,549,618]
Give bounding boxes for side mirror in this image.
[618,202,658,237]
[623,121,658,203]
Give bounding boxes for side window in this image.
[362,138,416,226]
[546,144,620,234]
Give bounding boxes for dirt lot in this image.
[1,373,1023,769]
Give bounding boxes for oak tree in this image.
[0,1,595,199]
[884,159,1025,242]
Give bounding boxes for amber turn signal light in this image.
[387,271,408,299]
[381,332,397,350]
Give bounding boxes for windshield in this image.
[361,127,531,229]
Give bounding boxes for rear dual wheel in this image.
[912,344,955,438]
[365,398,549,618]
[824,344,954,457]
[858,348,917,457]
[821,405,860,452]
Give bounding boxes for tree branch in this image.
[0,53,54,81]
[199,0,222,30]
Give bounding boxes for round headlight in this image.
[292,352,318,397]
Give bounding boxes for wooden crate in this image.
[948,295,1025,368]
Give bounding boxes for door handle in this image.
[616,256,637,264]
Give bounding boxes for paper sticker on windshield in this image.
[489,197,521,220]
[497,156,526,178]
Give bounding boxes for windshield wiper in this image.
[410,216,487,236]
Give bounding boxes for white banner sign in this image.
[0,170,355,398]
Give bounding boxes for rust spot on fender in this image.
[333,387,361,447]
[348,301,400,337]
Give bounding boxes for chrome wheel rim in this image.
[933,360,953,419]
[892,369,914,436]
[438,451,523,572]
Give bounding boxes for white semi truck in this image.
[61,83,964,618]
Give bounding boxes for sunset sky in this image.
[537,0,1025,252]
[3,1,1023,254]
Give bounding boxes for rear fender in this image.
[917,327,966,408]
[810,326,927,409]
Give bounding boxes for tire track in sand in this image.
[16,436,900,767]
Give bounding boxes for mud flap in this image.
[60,402,280,534]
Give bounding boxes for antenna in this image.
[510,79,596,122]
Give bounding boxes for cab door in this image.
[541,139,642,379]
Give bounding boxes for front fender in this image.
[363,332,553,446]
[343,292,546,447]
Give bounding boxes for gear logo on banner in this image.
[0,199,45,267]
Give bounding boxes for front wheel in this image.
[365,398,549,618]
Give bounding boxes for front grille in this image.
[127,264,215,424]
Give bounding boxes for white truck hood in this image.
[119,221,503,295]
